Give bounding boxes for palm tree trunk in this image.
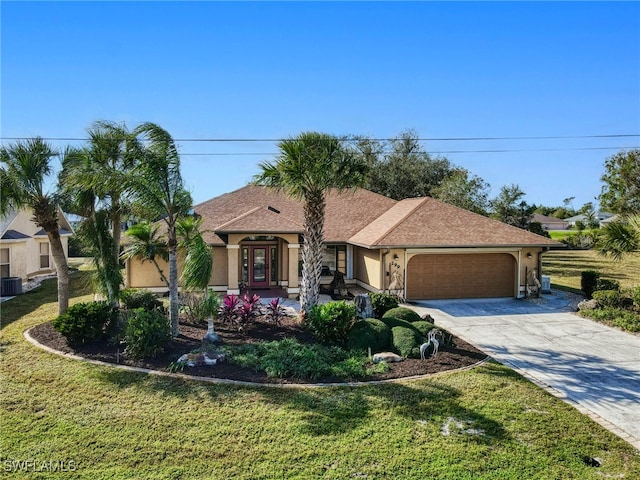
[46,230,69,315]
[300,191,325,318]
[167,226,180,337]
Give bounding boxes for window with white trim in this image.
[39,243,50,269]
[0,248,10,277]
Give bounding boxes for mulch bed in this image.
[28,315,489,385]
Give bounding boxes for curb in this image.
[23,327,491,389]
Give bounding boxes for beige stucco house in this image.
[124,185,559,301]
[0,208,73,283]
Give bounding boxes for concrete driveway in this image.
[409,291,640,451]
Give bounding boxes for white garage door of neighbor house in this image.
[406,253,516,300]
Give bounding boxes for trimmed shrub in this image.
[382,307,421,323]
[581,270,600,299]
[630,285,640,307]
[596,278,621,293]
[306,301,356,345]
[120,289,164,312]
[390,326,423,358]
[411,320,435,338]
[347,318,391,353]
[593,290,623,309]
[124,309,171,358]
[52,301,117,345]
[370,293,399,319]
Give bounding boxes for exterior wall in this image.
[211,246,228,289]
[125,256,173,290]
[353,246,382,290]
[0,210,71,280]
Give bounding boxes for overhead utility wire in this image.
[1,134,638,142]
[176,145,639,156]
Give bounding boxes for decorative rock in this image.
[372,352,404,364]
[354,294,374,319]
[421,313,435,323]
[177,352,225,367]
[577,299,598,311]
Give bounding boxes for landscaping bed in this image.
[28,313,488,384]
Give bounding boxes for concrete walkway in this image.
[409,291,640,450]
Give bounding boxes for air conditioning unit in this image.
[541,275,551,293]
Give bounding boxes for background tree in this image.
[359,130,455,200]
[489,184,534,228]
[599,149,640,214]
[255,132,368,318]
[431,168,491,215]
[0,138,70,314]
[130,123,192,336]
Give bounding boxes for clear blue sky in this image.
[2,1,639,211]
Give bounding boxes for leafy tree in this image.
[358,130,455,200]
[431,168,491,215]
[489,184,534,228]
[597,214,640,260]
[0,138,70,314]
[254,132,368,318]
[130,123,192,336]
[599,149,640,214]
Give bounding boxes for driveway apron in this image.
[409,292,640,451]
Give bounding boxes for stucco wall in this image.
[353,247,382,290]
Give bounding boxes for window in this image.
[0,248,9,278]
[270,246,278,283]
[40,243,50,269]
[322,245,347,274]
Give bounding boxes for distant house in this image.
[124,185,559,301]
[564,212,615,228]
[0,208,74,282]
[531,214,569,231]
[599,214,621,227]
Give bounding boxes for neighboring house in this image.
[564,212,615,228]
[124,185,559,301]
[531,214,569,231]
[0,208,74,281]
[599,214,621,226]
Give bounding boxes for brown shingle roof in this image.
[350,197,560,248]
[193,185,397,245]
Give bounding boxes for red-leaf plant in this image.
[266,297,286,326]
[236,293,261,329]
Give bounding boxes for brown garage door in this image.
[406,253,516,300]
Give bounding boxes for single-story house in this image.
[0,208,74,282]
[531,214,569,231]
[124,185,560,301]
[564,212,615,228]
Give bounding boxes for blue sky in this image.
[2,1,639,211]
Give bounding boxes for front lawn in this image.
[542,249,640,292]
[1,272,639,479]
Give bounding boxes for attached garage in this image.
[406,253,516,300]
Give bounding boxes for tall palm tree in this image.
[1,138,70,314]
[130,123,192,336]
[597,214,640,260]
[177,216,213,291]
[254,132,368,318]
[58,121,140,305]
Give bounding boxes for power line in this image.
[1,133,638,143]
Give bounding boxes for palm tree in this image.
[120,222,170,287]
[254,132,368,318]
[129,123,192,336]
[597,214,640,260]
[177,216,213,291]
[1,138,70,314]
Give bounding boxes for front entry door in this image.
[249,246,270,288]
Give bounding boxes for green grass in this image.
[547,229,596,241]
[543,249,640,292]
[1,272,639,479]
